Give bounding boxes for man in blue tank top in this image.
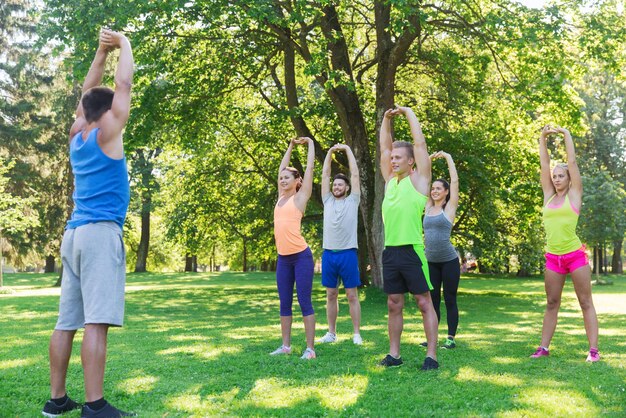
[42,29,135,418]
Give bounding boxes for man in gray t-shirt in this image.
[317,144,363,345]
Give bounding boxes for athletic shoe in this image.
[42,397,81,417]
[317,332,337,343]
[442,338,456,349]
[586,349,600,362]
[378,354,403,367]
[421,356,439,371]
[300,347,316,359]
[81,402,136,417]
[530,346,549,358]
[353,334,363,345]
[269,345,291,355]
[419,341,428,347]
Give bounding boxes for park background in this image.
[1,0,625,416]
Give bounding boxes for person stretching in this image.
[43,29,136,418]
[317,144,363,345]
[378,106,439,371]
[271,137,317,360]
[423,151,461,350]
[531,125,599,362]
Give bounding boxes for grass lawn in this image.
[1,271,625,417]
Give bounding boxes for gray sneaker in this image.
[317,332,337,343]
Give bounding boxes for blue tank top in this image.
[66,128,130,230]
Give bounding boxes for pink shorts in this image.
[545,247,589,275]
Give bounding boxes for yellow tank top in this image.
[542,193,582,255]
[274,195,308,256]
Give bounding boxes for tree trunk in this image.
[185,253,193,272]
[45,255,56,273]
[134,198,150,272]
[242,238,248,272]
[192,255,197,272]
[133,149,159,273]
[611,240,623,274]
[593,246,600,276]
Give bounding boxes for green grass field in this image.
[1,272,625,417]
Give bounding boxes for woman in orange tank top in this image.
[270,137,317,360]
[531,125,599,362]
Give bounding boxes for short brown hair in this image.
[81,86,114,123]
[392,141,414,160]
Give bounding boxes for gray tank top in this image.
[423,211,458,262]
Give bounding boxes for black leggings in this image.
[428,257,461,337]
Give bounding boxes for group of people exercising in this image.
[42,29,600,418]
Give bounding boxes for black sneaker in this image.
[419,341,428,347]
[421,356,439,371]
[378,354,403,367]
[81,402,137,418]
[42,397,81,417]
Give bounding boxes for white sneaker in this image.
[317,332,337,343]
[269,345,291,355]
[353,334,363,345]
[301,347,316,359]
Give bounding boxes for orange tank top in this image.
[274,195,308,255]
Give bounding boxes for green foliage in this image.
[1,272,625,415]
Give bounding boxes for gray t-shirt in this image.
[323,192,360,250]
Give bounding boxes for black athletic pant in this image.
[428,257,461,337]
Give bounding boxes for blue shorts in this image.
[321,249,361,289]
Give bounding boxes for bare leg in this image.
[325,288,339,334]
[303,314,315,350]
[540,270,566,348]
[82,324,109,402]
[49,329,77,398]
[387,294,404,357]
[345,287,361,335]
[414,292,438,361]
[280,316,292,347]
[570,265,599,349]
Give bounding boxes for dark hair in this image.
[392,141,414,160]
[433,178,450,207]
[281,167,302,191]
[333,173,350,189]
[81,87,114,123]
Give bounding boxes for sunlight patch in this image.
[158,343,241,359]
[515,387,599,416]
[245,376,368,409]
[0,357,39,369]
[491,357,522,365]
[456,367,523,387]
[167,386,240,415]
[118,375,159,394]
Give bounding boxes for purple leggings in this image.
[276,247,315,316]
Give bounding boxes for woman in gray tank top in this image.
[423,151,461,349]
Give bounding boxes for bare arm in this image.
[442,152,459,220]
[560,127,582,194]
[341,144,360,195]
[558,127,582,209]
[539,126,556,204]
[379,109,394,183]
[98,30,134,144]
[399,106,430,195]
[70,32,111,137]
[321,146,334,197]
[294,137,315,211]
[278,139,295,184]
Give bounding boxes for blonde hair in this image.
[553,163,569,178]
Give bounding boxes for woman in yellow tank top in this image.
[270,137,317,360]
[531,125,599,362]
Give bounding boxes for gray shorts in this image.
[56,222,127,330]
